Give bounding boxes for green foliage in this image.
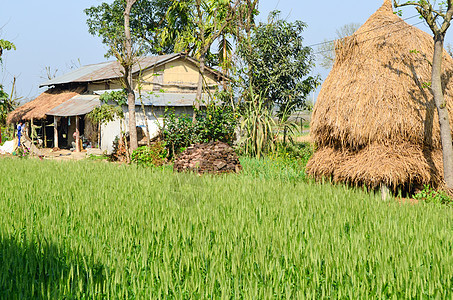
[0,87,10,126]
[12,147,29,159]
[0,39,16,61]
[85,0,172,57]
[99,90,127,106]
[414,185,453,206]
[195,103,238,144]
[163,104,237,157]
[162,109,197,157]
[239,92,276,158]
[275,142,313,165]
[240,142,313,182]
[0,126,14,145]
[86,104,124,125]
[131,142,167,167]
[238,10,320,118]
[0,86,17,127]
[162,0,236,67]
[1,158,453,297]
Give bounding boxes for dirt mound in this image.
[174,142,242,174]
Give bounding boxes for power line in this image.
[307,14,420,49]
[312,20,425,56]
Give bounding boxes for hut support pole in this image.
[54,116,59,149]
[75,116,80,152]
[31,118,34,144]
[43,120,47,148]
[380,184,391,201]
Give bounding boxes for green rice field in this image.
[0,158,452,298]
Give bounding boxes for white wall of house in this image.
[100,118,121,153]
[100,105,195,153]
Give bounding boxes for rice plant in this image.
[0,158,452,298]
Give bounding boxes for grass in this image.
[0,157,452,298]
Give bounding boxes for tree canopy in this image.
[162,0,240,65]
[85,0,172,57]
[239,11,320,118]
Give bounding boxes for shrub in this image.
[274,142,313,165]
[238,93,276,158]
[131,142,167,167]
[162,110,198,158]
[414,185,452,206]
[12,146,29,159]
[162,105,237,158]
[195,104,238,145]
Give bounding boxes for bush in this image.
[414,185,452,206]
[12,146,29,159]
[1,126,15,146]
[131,142,167,167]
[162,105,237,158]
[274,142,313,165]
[162,110,197,158]
[195,104,237,145]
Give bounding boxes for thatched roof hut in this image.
[7,87,85,124]
[306,0,453,189]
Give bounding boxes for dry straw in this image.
[7,87,85,124]
[306,0,453,188]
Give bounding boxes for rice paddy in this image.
[0,157,452,298]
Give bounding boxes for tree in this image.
[238,11,320,119]
[0,79,20,127]
[163,0,241,112]
[0,39,15,62]
[123,0,139,151]
[85,0,172,57]
[394,0,453,188]
[317,23,361,69]
[86,0,146,151]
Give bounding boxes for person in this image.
[17,121,23,147]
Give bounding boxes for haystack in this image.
[306,0,453,189]
[7,87,85,124]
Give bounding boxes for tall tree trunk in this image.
[194,54,205,120]
[124,0,138,151]
[222,36,228,90]
[432,35,453,188]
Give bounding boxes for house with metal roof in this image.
[7,53,227,153]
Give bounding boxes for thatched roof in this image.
[306,0,453,188]
[7,87,85,124]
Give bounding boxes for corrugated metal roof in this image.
[39,54,181,88]
[93,90,211,107]
[140,92,209,107]
[46,95,100,116]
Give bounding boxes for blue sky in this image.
[0,1,447,102]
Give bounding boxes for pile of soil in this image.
[174,141,242,174]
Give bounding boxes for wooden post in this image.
[54,116,59,149]
[43,120,47,148]
[31,117,34,144]
[380,183,391,201]
[75,116,80,152]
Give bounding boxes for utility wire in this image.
[307,14,420,49]
[313,20,425,55]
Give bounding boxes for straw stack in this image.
[306,0,453,189]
